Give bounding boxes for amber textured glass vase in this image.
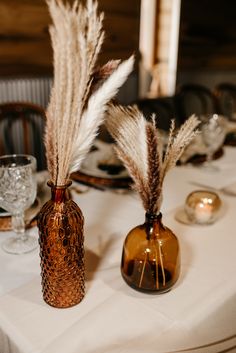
[37,181,85,308]
[121,213,180,293]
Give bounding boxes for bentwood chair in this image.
[214,83,236,121]
[0,102,46,170]
[134,96,180,131]
[176,84,218,122]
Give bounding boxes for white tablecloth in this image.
[0,147,236,353]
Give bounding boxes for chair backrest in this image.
[0,102,46,170]
[134,96,180,131]
[176,84,218,122]
[214,83,236,121]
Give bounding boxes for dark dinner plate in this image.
[71,139,132,189]
[71,170,132,189]
[0,207,10,217]
[224,131,236,146]
[180,147,224,165]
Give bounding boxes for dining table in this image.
[0,146,236,353]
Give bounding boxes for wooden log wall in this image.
[178,0,236,71]
[0,0,140,77]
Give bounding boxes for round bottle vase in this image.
[121,213,180,294]
[37,181,85,308]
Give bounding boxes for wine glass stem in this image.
[12,212,26,241]
[206,151,213,164]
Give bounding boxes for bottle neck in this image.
[145,212,162,223]
[48,180,72,203]
[145,212,162,240]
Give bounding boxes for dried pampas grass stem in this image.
[45,0,134,185]
[106,105,200,214]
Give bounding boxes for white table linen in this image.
[0,147,236,353]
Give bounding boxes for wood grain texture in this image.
[0,0,140,77]
[178,0,236,70]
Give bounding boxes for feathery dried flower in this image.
[106,105,200,214]
[45,0,134,185]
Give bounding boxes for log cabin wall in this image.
[0,0,141,104]
[177,0,236,89]
[0,0,51,78]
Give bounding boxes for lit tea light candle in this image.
[185,190,222,225]
[194,199,213,223]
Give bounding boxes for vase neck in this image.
[145,212,162,223]
[48,181,72,203]
[145,212,162,240]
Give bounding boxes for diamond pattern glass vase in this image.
[37,181,85,308]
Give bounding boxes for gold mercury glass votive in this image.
[185,190,222,225]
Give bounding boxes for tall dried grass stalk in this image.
[106,105,200,214]
[45,0,134,185]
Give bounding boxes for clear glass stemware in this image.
[200,114,226,172]
[0,154,37,254]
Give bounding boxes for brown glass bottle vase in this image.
[37,181,85,308]
[121,212,180,293]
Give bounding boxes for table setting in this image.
[71,139,132,190]
[0,0,236,352]
[0,144,236,352]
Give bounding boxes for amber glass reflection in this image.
[37,181,85,308]
[121,213,180,293]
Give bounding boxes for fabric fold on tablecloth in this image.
[0,276,172,353]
